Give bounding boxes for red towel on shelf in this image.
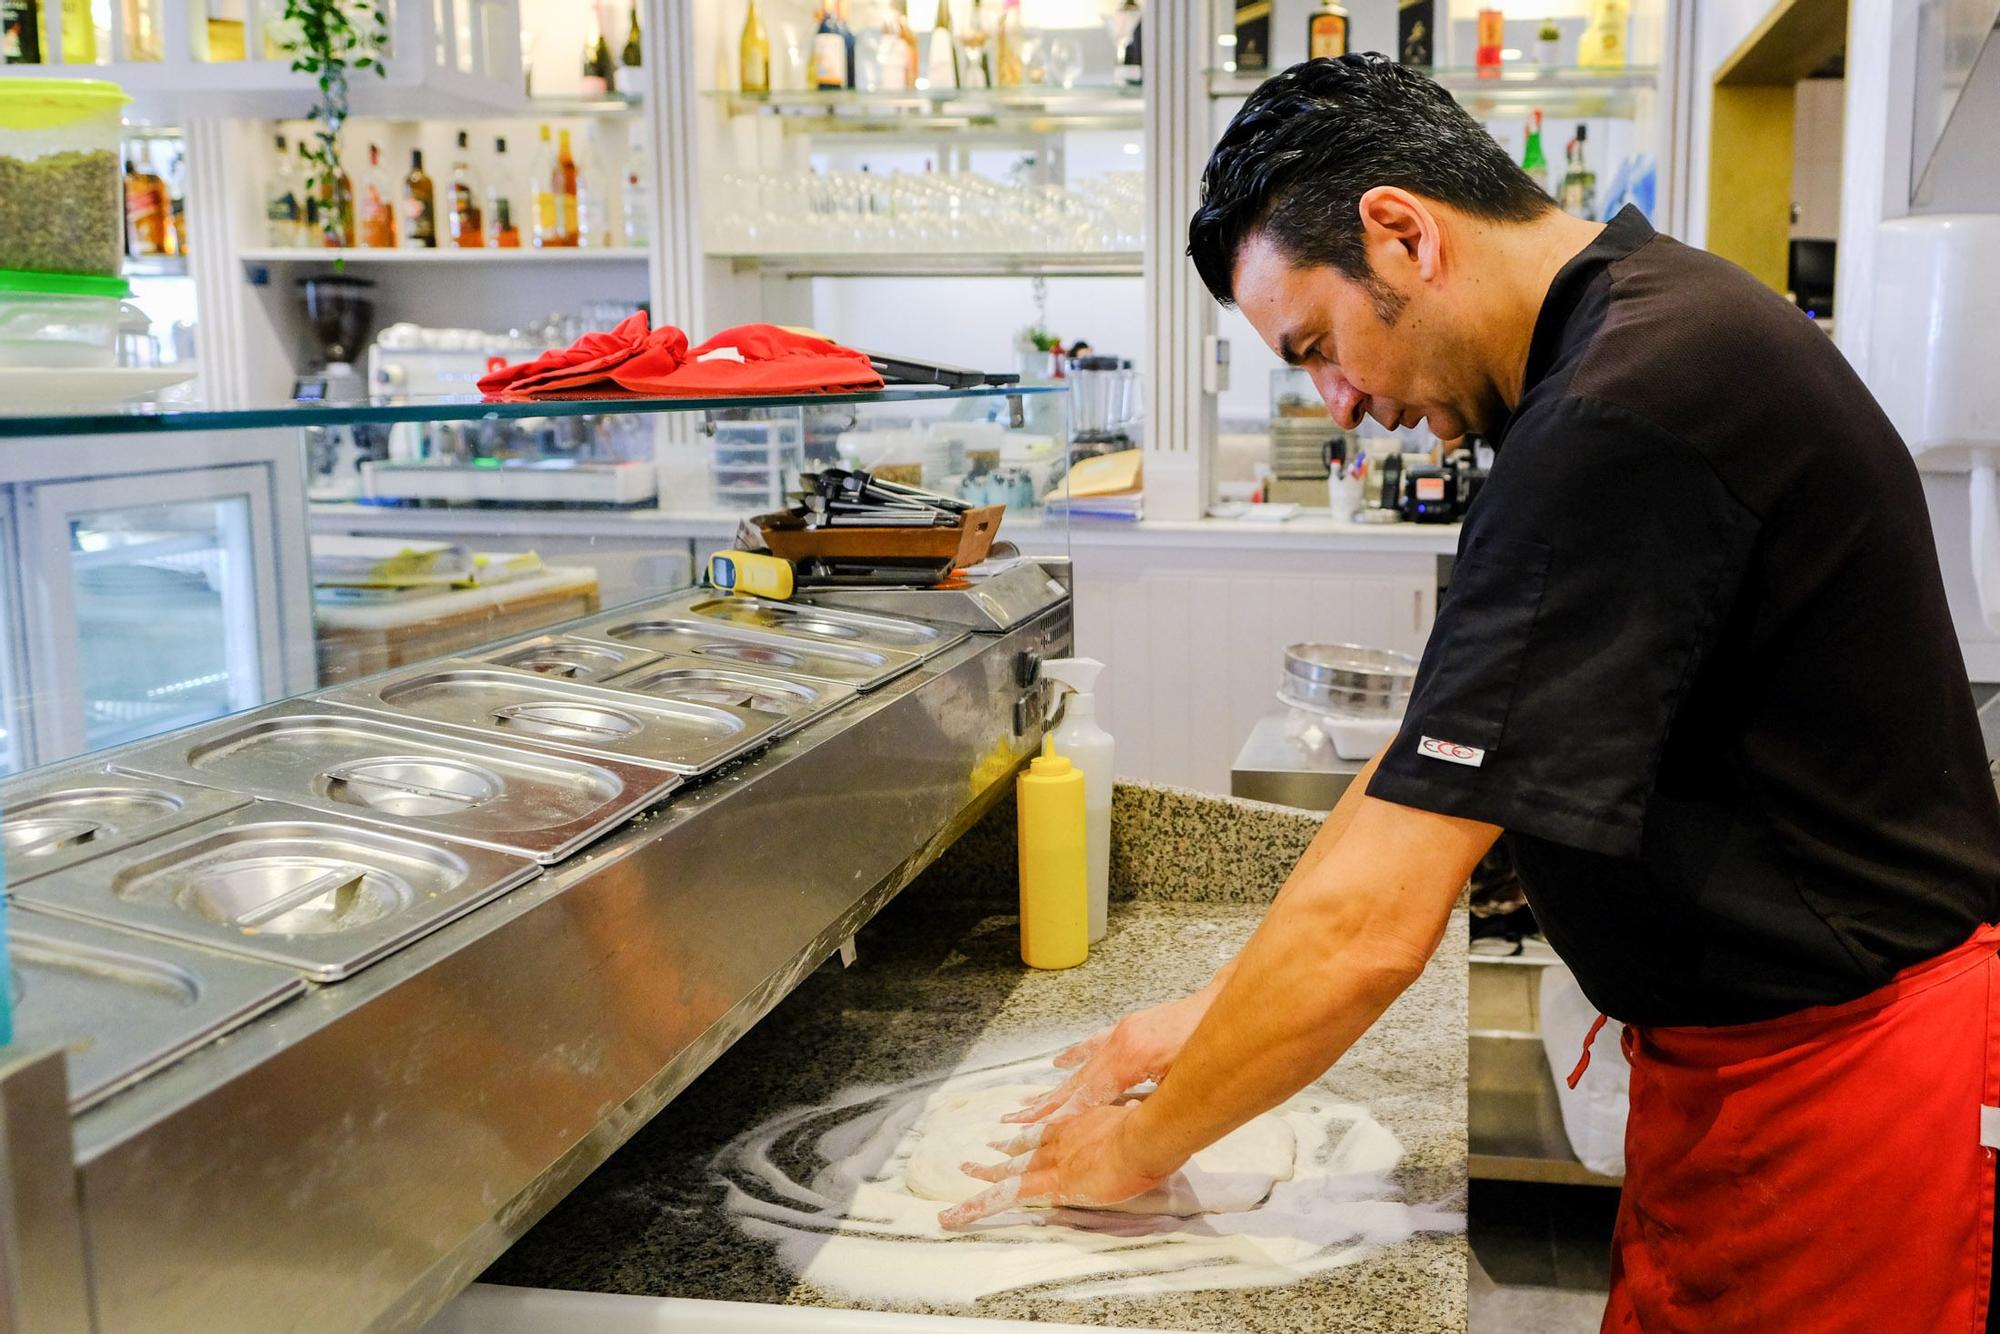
[611,324,884,396]
[476,312,686,397]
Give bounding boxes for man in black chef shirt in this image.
[940,53,2000,1330]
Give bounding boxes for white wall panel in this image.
[1065,544,1437,792]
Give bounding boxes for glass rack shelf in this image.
[0,384,1060,440]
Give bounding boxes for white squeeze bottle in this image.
[1041,658,1114,942]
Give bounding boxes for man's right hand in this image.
[1003,986,1221,1125]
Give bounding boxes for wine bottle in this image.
[926,0,958,89]
[812,1,848,91]
[357,143,394,248]
[402,148,436,248]
[741,0,771,93]
[448,129,483,247]
[551,128,580,246]
[1307,0,1348,60]
[484,136,513,247]
[266,133,301,248]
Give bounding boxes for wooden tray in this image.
[755,504,1004,567]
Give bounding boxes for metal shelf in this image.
[708,84,1143,134]
[717,251,1142,278]
[1208,65,1659,120]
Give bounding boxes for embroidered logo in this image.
[1418,736,1485,768]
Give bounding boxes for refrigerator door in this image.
[0,498,27,778]
[18,466,285,769]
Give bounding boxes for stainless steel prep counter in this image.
[0,568,1074,1333]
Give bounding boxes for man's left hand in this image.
[936,1102,1174,1230]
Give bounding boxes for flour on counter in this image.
[712,1047,1463,1304]
[904,1081,1298,1215]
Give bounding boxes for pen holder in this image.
[1328,473,1365,521]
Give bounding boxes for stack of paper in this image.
[1043,449,1143,522]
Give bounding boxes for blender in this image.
[294,275,381,500]
[1066,355,1140,458]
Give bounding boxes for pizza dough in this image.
[902,1083,1298,1216]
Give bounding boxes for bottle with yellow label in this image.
[1307,0,1348,61]
[1017,736,1089,970]
[1578,0,1628,70]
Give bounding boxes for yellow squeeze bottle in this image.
[1016,736,1089,970]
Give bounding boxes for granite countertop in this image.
[482,784,1467,1333]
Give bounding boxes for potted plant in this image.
[277,0,389,247]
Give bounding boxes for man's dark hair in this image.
[1188,54,1552,308]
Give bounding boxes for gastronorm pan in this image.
[0,765,248,886]
[321,661,786,774]
[16,802,541,982]
[119,702,682,864]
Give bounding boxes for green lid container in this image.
[0,269,131,300]
[0,78,130,279]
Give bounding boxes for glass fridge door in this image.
[0,498,26,779]
[19,465,283,768]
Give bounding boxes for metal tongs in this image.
[797,468,972,529]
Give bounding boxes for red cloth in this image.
[1601,922,2000,1333]
[476,311,660,396]
[610,323,883,395]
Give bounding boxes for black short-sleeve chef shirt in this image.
[1368,206,2000,1028]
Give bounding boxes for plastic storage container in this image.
[0,270,129,368]
[0,78,131,278]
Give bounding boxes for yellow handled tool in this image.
[707,550,795,600]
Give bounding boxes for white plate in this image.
[0,366,196,407]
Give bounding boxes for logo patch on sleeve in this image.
[1418,736,1485,768]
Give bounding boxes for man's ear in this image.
[1356,187,1441,282]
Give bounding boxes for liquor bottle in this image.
[926,0,958,89]
[1397,0,1432,66]
[124,150,168,258]
[621,168,646,247]
[492,198,520,248]
[812,1,849,90]
[531,123,558,246]
[1557,124,1596,218]
[890,0,918,89]
[266,133,302,248]
[1112,0,1141,86]
[402,148,436,248]
[581,10,613,95]
[1234,1,1269,73]
[163,142,186,256]
[740,0,770,93]
[1520,109,1551,196]
[358,142,396,248]
[959,0,990,87]
[548,128,580,246]
[447,129,483,247]
[839,0,857,86]
[1577,0,1627,70]
[485,136,513,247]
[994,0,1024,86]
[1306,0,1347,60]
[616,2,641,95]
[2,1,40,62]
[41,0,92,62]
[1475,7,1503,77]
[319,160,354,248]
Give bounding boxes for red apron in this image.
[1592,923,2000,1333]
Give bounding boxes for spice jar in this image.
[0,78,131,278]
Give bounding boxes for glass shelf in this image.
[716,252,1143,279]
[709,84,1143,133]
[1208,65,1658,119]
[0,384,1061,440]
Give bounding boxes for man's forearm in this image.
[1192,743,1392,1002]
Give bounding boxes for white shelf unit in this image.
[0,0,524,121]
[238,247,649,265]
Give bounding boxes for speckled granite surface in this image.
[482,785,1467,1333]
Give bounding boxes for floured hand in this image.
[938,1103,1176,1230]
[1003,991,1216,1126]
